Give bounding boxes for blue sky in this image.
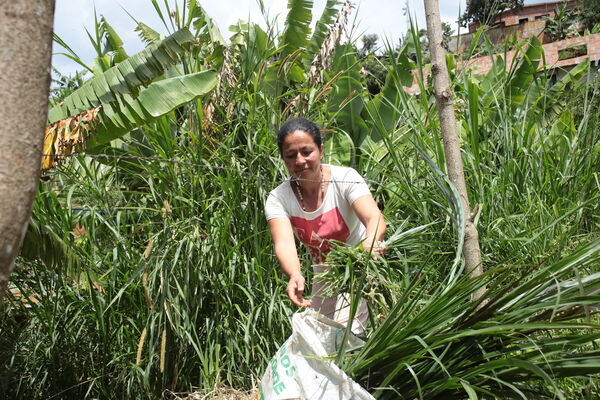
[52,0,511,75]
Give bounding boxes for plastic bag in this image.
[258,309,374,400]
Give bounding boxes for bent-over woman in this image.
[265,117,386,332]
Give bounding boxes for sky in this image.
[51,0,475,76]
[51,0,545,76]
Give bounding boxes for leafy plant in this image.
[326,237,600,399]
[580,0,600,31]
[558,44,588,61]
[544,2,580,42]
[3,1,600,399]
[460,0,524,27]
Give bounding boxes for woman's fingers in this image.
[364,240,386,257]
[287,275,304,306]
[372,243,387,255]
[287,274,312,307]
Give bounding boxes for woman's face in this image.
[281,130,323,179]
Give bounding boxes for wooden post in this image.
[0,0,55,301]
[423,0,485,299]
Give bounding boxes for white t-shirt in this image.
[265,164,372,262]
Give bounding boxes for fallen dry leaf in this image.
[73,222,87,240]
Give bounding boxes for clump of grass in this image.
[3,3,600,399]
[323,236,600,399]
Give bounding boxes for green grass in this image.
[1,2,600,398]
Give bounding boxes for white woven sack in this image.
[258,309,374,400]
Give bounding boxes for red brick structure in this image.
[406,1,599,94]
[450,19,547,54]
[406,33,600,95]
[463,33,600,72]
[468,0,578,33]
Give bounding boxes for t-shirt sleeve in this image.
[343,167,372,205]
[265,190,290,221]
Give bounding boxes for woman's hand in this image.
[351,195,386,257]
[287,273,312,307]
[268,218,311,307]
[364,240,386,256]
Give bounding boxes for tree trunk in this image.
[423,0,485,299]
[0,0,55,302]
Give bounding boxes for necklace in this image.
[293,166,325,212]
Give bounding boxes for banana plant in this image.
[459,36,590,164]
[305,0,342,71]
[259,0,344,101]
[326,43,368,160]
[342,237,600,399]
[44,28,218,171]
[324,32,418,167]
[48,29,195,122]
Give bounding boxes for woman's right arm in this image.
[268,217,312,307]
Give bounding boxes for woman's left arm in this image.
[352,195,386,255]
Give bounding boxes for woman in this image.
[265,117,386,332]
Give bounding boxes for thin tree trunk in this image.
[423,0,485,300]
[0,0,55,302]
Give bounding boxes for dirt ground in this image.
[168,388,259,400]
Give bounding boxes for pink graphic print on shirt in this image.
[290,208,350,262]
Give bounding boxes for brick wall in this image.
[450,19,546,53]
[469,0,577,33]
[464,33,600,72]
[405,33,600,94]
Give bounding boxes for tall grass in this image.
[2,119,294,398]
[324,31,600,398]
[1,2,599,399]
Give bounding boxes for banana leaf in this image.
[48,29,195,123]
[88,70,218,148]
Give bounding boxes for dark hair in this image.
[277,117,322,153]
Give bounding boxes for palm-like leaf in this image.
[190,2,227,47]
[327,44,368,148]
[304,0,341,69]
[336,238,600,399]
[48,28,195,123]
[20,218,83,275]
[362,54,414,145]
[280,0,312,58]
[134,22,162,45]
[88,70,218,147]
[43,28,218,170]
[100,16,128,64]
[505,36,543,108]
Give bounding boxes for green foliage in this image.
[441,22,455,51]
[327,44,369,149]
[280,0,313,58]
[580,0,600,31]
[305,0,341,68]
[358,34,387,96]
[558,44,588,61]
[360,33,379,57]
[460,0,524,26]
[48,29,197,123]
[544,2,580,42]
[327,238,600,399]
[3,2,600,399]
[3,118,292,399]
[49,68,88,106]
[49,27,219,153]
[87,70,218,148]
[362,55,387,95]
[100,16,129,64]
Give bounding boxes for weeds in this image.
[1,1,599,398]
